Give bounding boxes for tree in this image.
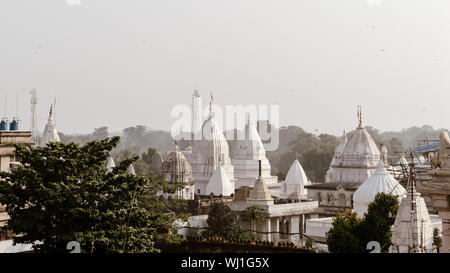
[327,193,399,253]
[433,227,442,253]
[357,192,399,252]
[203,201,239,240]
[92,126,109,140]
[141,147,163,174]
[239,205,268,237]
[326,210,364,253]
[0,137,185,253]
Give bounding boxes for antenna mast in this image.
[30,89,39,145]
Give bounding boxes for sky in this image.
[1,0,449,136]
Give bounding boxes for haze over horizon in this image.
[1,1,449,136]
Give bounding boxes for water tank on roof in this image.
[0,117,9,131]
[9,117,20,131]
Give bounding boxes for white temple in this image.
[40,103,60,146]
[391,185,434,253]
[325,106,380,184]
[230,117,278,188]
[280,158,310,199]
[353,160,406,216]
[184,94,235,195]
[161,141,195,199]
[205,165,235,196]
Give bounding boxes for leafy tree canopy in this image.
[0,137,186,253]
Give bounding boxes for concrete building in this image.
[228,160,319,246]
[0,127,32,236]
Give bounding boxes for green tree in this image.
[92,126,109,140]
[0,137,185,253]
[203,201,239,240]
[326,210,364,253]
[357,192,399,252]
[433,227,442,253]
[239,205,268,237]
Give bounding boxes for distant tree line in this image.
[58,124,444,182]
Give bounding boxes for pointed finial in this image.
[357,105,363,128]
[209,92,214,117]
[296,152,299,160]
[174,140,179,151]
[49,104,53,119]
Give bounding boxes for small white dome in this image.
[285,159,310,186]
[281,159,310,198]
[353,160,406,216]
[205,165,234,196]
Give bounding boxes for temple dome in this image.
[281,159,310,198]
[353,160,406,216]
[161,148,194,184]
[340,127,380,167]
[205,165,234,196]
[201,114,233,167]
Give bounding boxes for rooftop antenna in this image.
[30,89,39,145]
[408,151,417,252]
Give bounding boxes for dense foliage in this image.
[326,193,399,253]
[0,137,187,253]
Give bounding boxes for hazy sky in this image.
[1,0,449,136]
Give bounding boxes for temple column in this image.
[289,216,300,246]
[272,217,280,243]
[265,218,271,242]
